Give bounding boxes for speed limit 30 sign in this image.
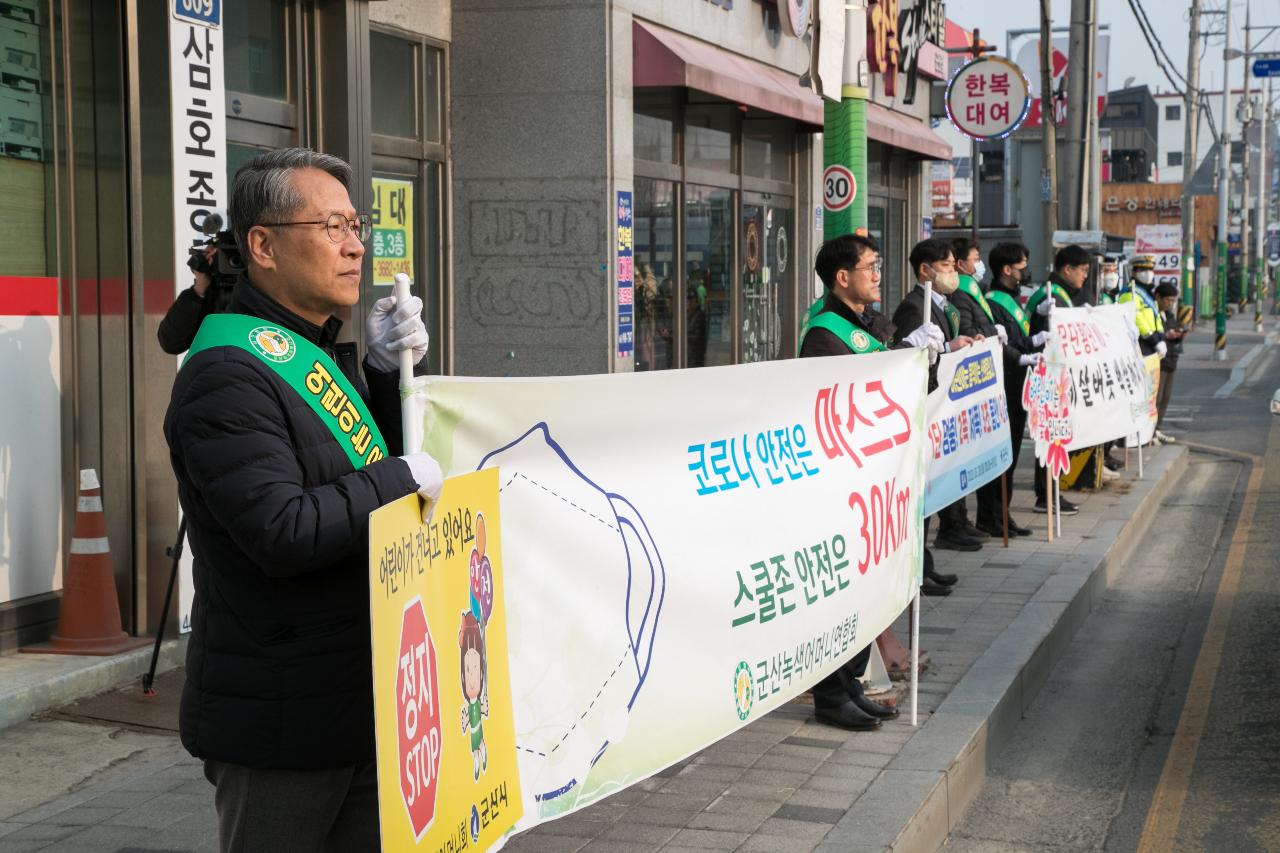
[823,164,856,212]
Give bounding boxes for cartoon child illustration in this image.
[459,611,489,781]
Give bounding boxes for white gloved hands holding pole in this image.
[399,452,444,522]
[1031,330,1052,347]
[1018,353,1043,367]
[366,285,429,373]
[903,322,946,363]
[994,324,1009,345]
[1155,341,1168,358]
[1035,297,1053,316]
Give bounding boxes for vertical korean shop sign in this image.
[370,469,523,851]
[616,191,634,360]
[372,177,415,286]
[169,0,226,636]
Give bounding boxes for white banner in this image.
[923,339,1013,516]
[1024,303,1155,466]
[405,350,929,829]
[169,2,227,634]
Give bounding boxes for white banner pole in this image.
[911,592,919,727]
[393,273,422,455]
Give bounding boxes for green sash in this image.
[942,302,961,337]
[1024,283,1072,318]
[955,274,995,324]
[184,313,389,469]
[987,290,1030,336]
[798,308,887,355]
[1098,291,1116,305]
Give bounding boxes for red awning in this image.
[633,20,823,126]
[867,102,952,160]
[633,19,952,160]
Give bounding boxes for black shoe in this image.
[1033,497,1079,515]
[974,516,1033,537]
[921,578,953,596]
[934,530,982,551]
[1104,455,1122,472]
[926,568,958,586]
[960,522,991,540]
[1007,515,1033,536]
[815,700,882,731]
[850,691,900,720]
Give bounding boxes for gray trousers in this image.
[203,759,380,853]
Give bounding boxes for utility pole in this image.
[1083,0,1100,231]
[1062,0,1092,230]
[1215,0,1235,360]
[1181,0,1202,321]
[1255,80,1269,330]
[1041,0,1059,265]
[1240,2,1254,317]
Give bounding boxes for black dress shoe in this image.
[926,568,958,586]
[1104,455,1122,472]
[1034,497,1079,515]
[815,700,882,731]
[933,530,982,551]
[1007,515,1033,536]
[960,522,991,540]
[974,516,1033,538]
[850,691,900,720]
[921,578,953,596]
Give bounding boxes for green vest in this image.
[798,298,887,356]
[986,289,1030,336]
[1024,283,1073,317]
[1098,291,1116,305]
[185,313,390,469]
[955,274,995,325]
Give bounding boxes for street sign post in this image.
[1252,57,1280,78]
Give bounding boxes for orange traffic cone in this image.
[22,469,147,656]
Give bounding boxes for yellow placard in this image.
[372,176,415,286]
[370,469,522,851]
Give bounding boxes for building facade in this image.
[0,0,949,647]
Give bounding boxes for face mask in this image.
[1135,270,1155,286]
[1102,272,1120,291]
[931,267,960,294]
[1018,267,1032,285]
[972,261,987,282]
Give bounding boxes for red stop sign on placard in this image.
[397,597,441,840]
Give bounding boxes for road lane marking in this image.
[1136,436,1271,853]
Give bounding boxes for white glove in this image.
[1155,341,1168,358]
[903,323,946,355]
[1036,298,1053,316]
[994,324,1009,345]
[1018,353,1043,367]
[1031,330,1052,347]
[366,295,429,373]
[400,452,444,519]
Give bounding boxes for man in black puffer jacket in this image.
[165,148,444,852]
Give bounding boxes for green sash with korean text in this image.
[956,274,995,324]
[798,307,888,355]
[183,313,388,469]
[986,290,1030,335]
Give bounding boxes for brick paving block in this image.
[6,792,93,825]
[50,823,158,851]
[76,789,161,811]
[578,840,667,853]
[719,781,795,804]
[658,777,732,798]
[103,801,190,830]
[645,791,719,813]
[754,816,838,842]
[735,768,808,789]
[672,763,743,784]
[685,809,767,834]
[737,833,822,853]
[820,748,890,771]
[749,752,823,773]
[599,821,680,845]
[0,825,20,841]
[612,805,700,828]
[690,749,761,769]
[36,804,122,826]
[783,788,857,811]
[503,831,589,852]
[665,826,749,849]
[771,804,846,824]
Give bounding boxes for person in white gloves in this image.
[164,148,444,852]
[893,238,983,570]
[1117,255,1168,358]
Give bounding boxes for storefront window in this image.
[634,178,676,372]
[685,185,732,367]
[0,3,48,276]
[634,92,674,164]
[685,103,732,174]
[371,31,418,140]
[224,0,288,101]
[743,119,793,183]
[741,196,792,363]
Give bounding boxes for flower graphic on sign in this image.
[1022,360,1074,478]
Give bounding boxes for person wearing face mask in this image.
[893,238,985,564]
[1098,260,1120,305]
[1117,255,1167,358]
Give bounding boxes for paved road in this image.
[946,315,1280,852]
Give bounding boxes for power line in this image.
[1125,0,1189,95]
[1130,0,1191,89]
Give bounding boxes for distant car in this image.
[1272,389,1280,415]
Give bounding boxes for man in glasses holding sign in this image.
[165,148,444,852]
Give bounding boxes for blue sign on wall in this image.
[173,0,221,28]
[1252,57,1280,78]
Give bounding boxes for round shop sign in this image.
[745,220,762,273]
[945,55,1032,141]
[823,164,856,212]
[397,597,441,841]
[779,0,811,38]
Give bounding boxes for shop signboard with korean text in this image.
[1024,303,1155,469]
[1135,224,1182,291]
[369,470,523,851]
[169,0,227,634]
[372,176,415,286]
[616,190,634,360]
[396,349,929,841]
[923,340,1013,516]
[945,56,1031,141]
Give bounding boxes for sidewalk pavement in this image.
[0,440,1187,853]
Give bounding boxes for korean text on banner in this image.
[369,469,523,852]
[923,339,1013,516]
[1123,354,1162,449]
[398,349,929,840]
[372,176,415,286]
[1024,303,1155,462]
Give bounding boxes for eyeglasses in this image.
[852,262,883,276]
[261,212,372,243]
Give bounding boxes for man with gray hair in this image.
[165,147,444,851]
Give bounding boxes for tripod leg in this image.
[143,516,186,696]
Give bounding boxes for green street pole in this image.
[823,90,870,239]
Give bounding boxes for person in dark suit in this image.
[892,238,983,557]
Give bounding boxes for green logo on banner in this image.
[248,325,297,363]
[733,660,754,721]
